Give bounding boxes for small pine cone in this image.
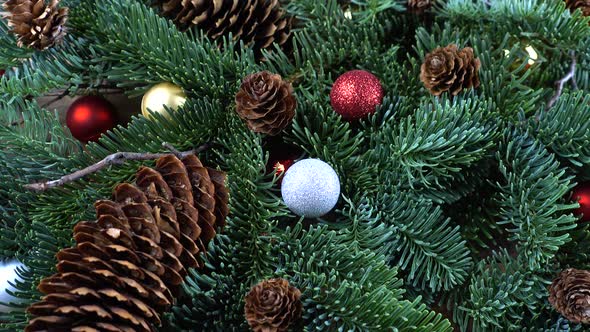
[244,278,302,332]
[206,167,230,230]
[235,71,297,136]
[420,44,481,96]
[407,0,434,14]
[153,0,292,54]
[26,154,228,331]
[565,0,590,16]
[3,0,68,50]
[549,268,590,324]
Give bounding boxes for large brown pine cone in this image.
[3,0,68,50]
[244,278,302,332]
[407,0,434,14]
[235,71,297,136]
[25,154,228,332]
[565,0,590,16]
[153,0,292,54]
[420,44,481,96]
[549,268,590,324]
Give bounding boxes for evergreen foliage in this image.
[1,0,589,331]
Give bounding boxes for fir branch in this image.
[24,142,214,191]
[548,51,577,109]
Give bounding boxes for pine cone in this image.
[420,44,481,96]
[3,0,68,50]
[26,154,228,332]
[407,0,434,14]
[244,278,302,332]
[565,0,590,16]
[153,0,292,54]
[235,71,297,136]
[549,268,590,324]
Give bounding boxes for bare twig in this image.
[24,142,215,192]
[40,88,71,108]
[547,51,577,109]
[162,142,183,156]
[39,83,127,108]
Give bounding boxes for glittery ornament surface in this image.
[281,159,340,218]
[573,182,590,222]
[330,70,384,121]
[0,260,25,313]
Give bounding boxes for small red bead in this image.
[330,70,384,121]
[66,96,117,142]
[572,182,590,222]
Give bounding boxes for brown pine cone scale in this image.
[26,154,228,332]
[420,44,481,96]
[153,0,292,54]
[235,71,297,136]
[407,0,434,14]
[3,0,68,50]
[244,278,302,332]
[549,268,590,324]
[565,0,590,16]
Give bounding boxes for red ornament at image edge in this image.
[266,143,301,182]
[330,70,384,121]
[272,159,295,176]
[66,95,117,142]
[572,182,590,222]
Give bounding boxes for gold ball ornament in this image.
[141,82,187,118]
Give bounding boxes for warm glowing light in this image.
[503,45,538,67]
[344,9,353,20]
[525,45,538,65]
[275,162,286,174]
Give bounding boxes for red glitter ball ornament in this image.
[330,70,384,121]
[572,182,590,222]
[66,95,117,142]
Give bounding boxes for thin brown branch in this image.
[39,83,127,108]
[24,142,215,192]
[40,88,71,108]
[547,51,577,109]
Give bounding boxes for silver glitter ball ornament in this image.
[281,159,341,218]
[0,260,25,313]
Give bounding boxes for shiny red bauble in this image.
[330,70,384,121]
[572,182,590,222]
[66,95,117,142]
